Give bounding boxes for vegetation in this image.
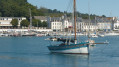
[42,21,47,27]
[0,0,43,18]
[0,0,107,28]
[32,19,42,27]
[20,19,30,27]
[32,19,47,27]
[0,0,105,20]
[11,19,18,28]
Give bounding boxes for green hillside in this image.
[0,0,43,18]
[0,0,105,19]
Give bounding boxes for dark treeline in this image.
[0,0,106,19]
[0,0,43,19]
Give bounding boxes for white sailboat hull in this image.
[49,47,89,54]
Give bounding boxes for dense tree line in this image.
[0,0,44,18]
[0,0,107,29]
[32,19,47,27]
[10,19,47,28]
[0,0,106,20]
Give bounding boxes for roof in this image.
[34,16,47,20]
[50,17,62,22]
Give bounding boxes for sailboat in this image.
[47,0,89,54]
[22,8,36,36]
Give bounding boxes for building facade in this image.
[47,15,118,32]
[34,16,47,22]
[114,19,119,30]
[0,17,26,28]
[49,17,63,31]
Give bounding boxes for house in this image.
[33,16,47,22]
[50,17,63,31]
[47,15,73,31]
[114,18,119,31]
[96,17,114,31]
[0,17,26,28]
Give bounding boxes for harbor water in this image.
[0,36,119,67]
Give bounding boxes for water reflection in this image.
[48,53,89,67]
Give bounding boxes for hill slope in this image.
[0,0,106,19]
[0,0,43,18]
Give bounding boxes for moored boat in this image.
[47,42,89,54]
[47,0,90,54]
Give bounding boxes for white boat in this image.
[0,33,9,37]
[90,34,98,38]
[21,32,35,36]
[98,34,104,37]
[105,32,119,36]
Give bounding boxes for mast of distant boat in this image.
[73,0,77,44]
[29,8,32,29]
[88,0,91,41]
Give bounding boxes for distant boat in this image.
[105,32,119,36]
[47,0,89,54]
[98,34,104,37]
[0,33,9,37]
[21,32,35,36]
[90,34,98,38]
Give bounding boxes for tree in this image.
[11,19,18,28]
[32,19,40,27]
[0,12,2,16]
[0,0,44,17]
[102,15,106,17]
[32,19,43,27]
[20,19,30,28]
[42,21,47,27]
[38,21,42,27]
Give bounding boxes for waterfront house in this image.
[47,15,73,31]
[50,17,63,31]
[114,18,119,31]
[33,16,47,22]
[0,17,26,28]
[96,17,116,32]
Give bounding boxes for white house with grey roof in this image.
[34,16,47,22]
[47,15,73,31]
[0,17,26,28]
[96,17,115,31]
[49,17,63,31]
[114,18,119,30]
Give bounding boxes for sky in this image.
[28,0,119,17]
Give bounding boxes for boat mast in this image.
[73,0,77,44]
[88,0,91,40]
[29,8,32,29]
